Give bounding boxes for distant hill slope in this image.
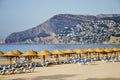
[5,14,120,44]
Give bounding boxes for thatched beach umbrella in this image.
[95,48,104,59]
[22,50,37,57]
[84,48,94,58]
[104,48,113,58]
[74,48,85,58]
[52,49,64,55]
[13,50,22,56]
[4,51,17,57]
[104,48,113,53]
[0,51,4,57]
[95,48,104,53]
[38,50,51,62]
[112,48,120,52]
[64,49,75,54]
[118,48,120,56]
[52,49,64,62]
[4,51,18,68]
[85,48,94,53]
[112,48,120,56]
[74,48,84,53]
[64,49,75,60]
[21,50,37,62]
[13,50,23,62]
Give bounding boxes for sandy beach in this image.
[0,61,120,80]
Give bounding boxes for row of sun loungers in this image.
[0,55,120,75]
[77,56,120,65]
[0,62,35,75]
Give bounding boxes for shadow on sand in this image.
[86,78,120,80]
[9,75,120,80]
[11,74,76,80]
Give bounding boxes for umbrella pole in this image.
[56,55,57,61]
[16,57,19,63]
[116,52,119,61]
[10,57,12,68]
[56,54,59,63]
[77,53,80,59]
[67,54,70,60]
[66,54,68,60]
[79,54,81,59]
[86,54,88,58]
[43,56,45,63]
[98,53,100,60]
[90,53,92,58]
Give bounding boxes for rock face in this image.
[5,14,120,44]
[104,34,120,44]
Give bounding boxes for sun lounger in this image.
[0,64,10,75]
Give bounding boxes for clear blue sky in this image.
[0,0,120,38]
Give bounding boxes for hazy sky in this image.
[0,0,120,38]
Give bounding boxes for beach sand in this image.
[1,61,120,80]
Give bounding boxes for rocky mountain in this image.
[5,14,120,44]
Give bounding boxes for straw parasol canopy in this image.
[52,49,64,55]
[95,48,104,53]
[64,49,75,54]
[84,48,95,58]
[4,51,18,67]
[52,49,64,63]
[94,48,104,59]
[21,50,37,57]
[112,48,120,52]
[13,50,22,56]
[112,48,120,57]
[21,50,37,62]
[84,48,95,53]
[104,48,113,53]
[64,49,75,60]
[74,48,86,54]
[38,50,51,62]
[103,48,113,57]
[0,51,4,57]
[38,50,51,56]
[74,48,86,58]
[13,50,23,62]
[4,51,18,57]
